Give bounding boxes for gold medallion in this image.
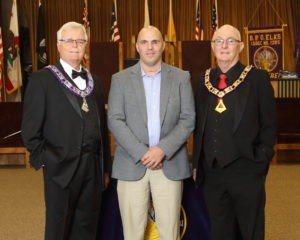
[215,99,226,113]
[81,97,89,112]
[204,65,253,114]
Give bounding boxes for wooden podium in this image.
[178,40,212,91]
[0,103,29,168]
[178,41,211,155]
[89,42,124,155]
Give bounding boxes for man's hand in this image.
[192,168,197,181]
[141,146,165,170]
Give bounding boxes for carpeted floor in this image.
[0,164,300,240]
[265,164,300,240]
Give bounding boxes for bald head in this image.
[211,24,244,72]
[212,24,241,41]
[136,25,165,72]
[137,26,164,42]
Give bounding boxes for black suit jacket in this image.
[22,62,111,188]
[192,63,277,183]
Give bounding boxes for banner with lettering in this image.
[245,26,284,78]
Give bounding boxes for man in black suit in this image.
[22,21,111,240]
[192,24,276,240]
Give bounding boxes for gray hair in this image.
[57,21,87,42]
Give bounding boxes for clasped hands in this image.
[141,146,165,170]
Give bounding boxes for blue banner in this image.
[246,26,284,78]
[295,26,300,76]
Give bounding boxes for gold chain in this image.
[204,65,253,98]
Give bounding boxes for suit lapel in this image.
[89,77,101,133]
[199,85,210,134]
[233,79,251,133]
[160,63,171,126]
[55,62,82,119]
[198,69,217,134]
[131,63,148,125]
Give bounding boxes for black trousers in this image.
[43,152,102,240]
[203,159,266,240]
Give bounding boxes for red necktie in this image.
[218,74,227,90]
[216,74,227,113]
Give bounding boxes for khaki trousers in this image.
[117,169,183,240]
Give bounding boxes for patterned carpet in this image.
[0,164,300,240]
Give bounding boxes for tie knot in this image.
[220,74,227,81]
[72,69,87,79]
[218,74,227,90]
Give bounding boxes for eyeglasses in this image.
[212,38,241,46]
[59,39,87,46]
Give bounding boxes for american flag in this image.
[110,0,121,42]
[195,0,204,40]
[82,0,90,68]
[211,0,218,34]
[82,0,90,30]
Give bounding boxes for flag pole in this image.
[0,23,6,101]
[2,72,6,102]
[2,74,7,102]
[0,74,4,102]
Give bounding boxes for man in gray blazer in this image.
[108,26,195,240]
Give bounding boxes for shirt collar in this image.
[60,59,83,79]
[216,61,244,85]
[141,67,162,78]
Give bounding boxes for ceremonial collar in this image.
[215,61,245,86]
[46,65,94,98]
[204,65,253,98]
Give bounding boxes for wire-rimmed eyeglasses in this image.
[211,38,241,46]
[59,39,87,46]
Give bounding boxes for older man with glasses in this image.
[22,21,111,240]
[192,24,276,240]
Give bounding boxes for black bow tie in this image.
[72,69,87,79]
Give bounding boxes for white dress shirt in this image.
[60,59,86,90]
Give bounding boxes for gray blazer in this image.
[108,62,195,181]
